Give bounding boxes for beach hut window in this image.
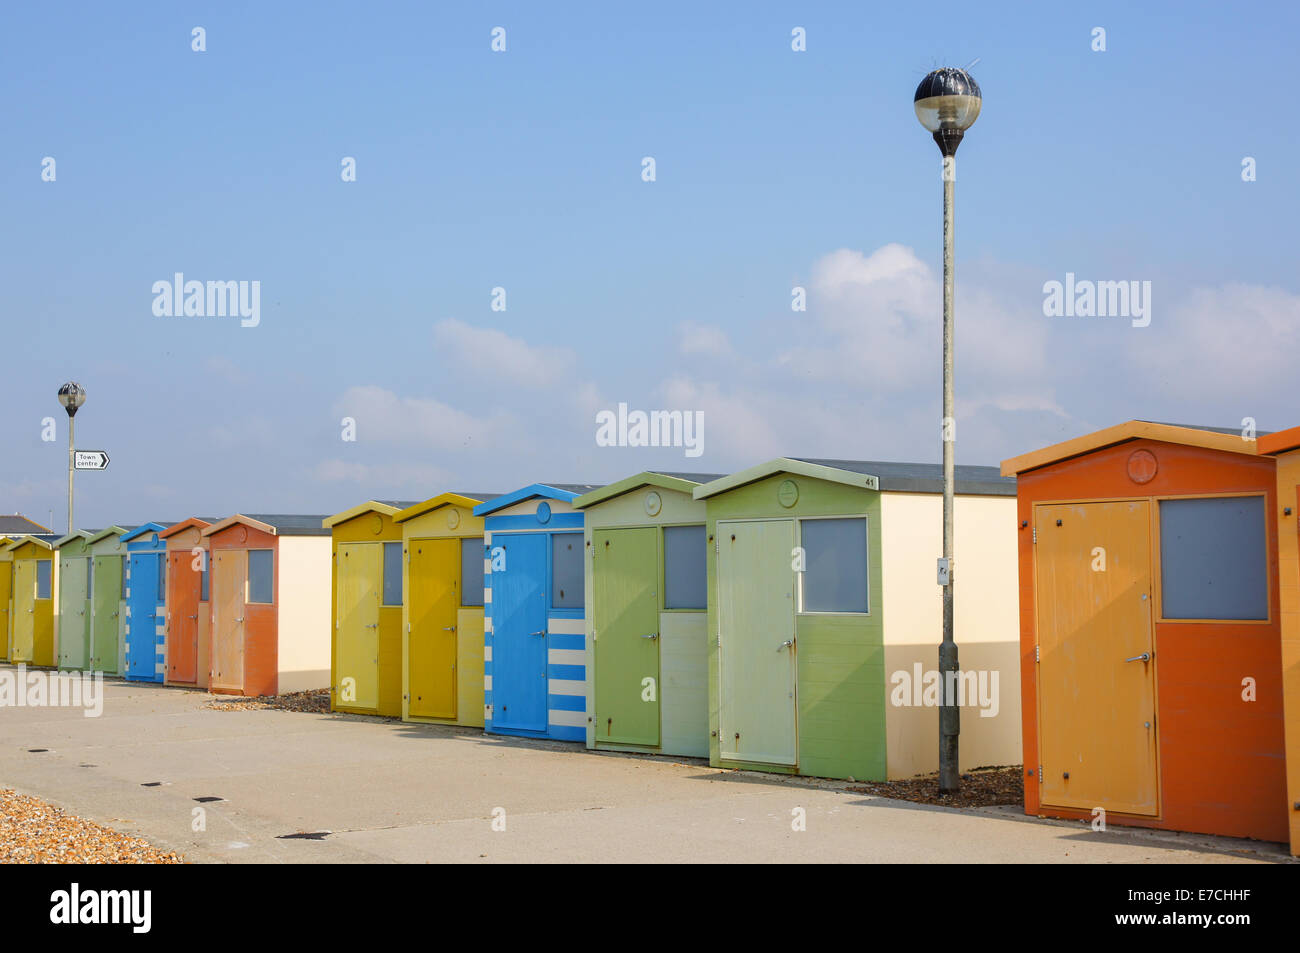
[121,559,128,598]
[382,542,403,606]
[552,533,584,608]
[201,558,210,602]
[1158,496,1267,621]
[799,517,869,613]
[663,524,707,609]
[247,549,274,604]
[157,554,167,596]
[87,557,94,597]
[460,538,485,607]
[36,561,51,599]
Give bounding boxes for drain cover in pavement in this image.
[277,831,332,840]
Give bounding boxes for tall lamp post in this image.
[57,382,86,534]
[914,68,981,793]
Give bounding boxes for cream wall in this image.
[275,535,332,692]
[879,492,1022,777]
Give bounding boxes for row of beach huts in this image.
[1,420,1298,855]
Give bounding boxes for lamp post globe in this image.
[58,381,86,417]
[914,67,982,156]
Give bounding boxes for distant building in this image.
[0,515,52,536]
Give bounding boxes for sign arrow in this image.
[74,450,110,471]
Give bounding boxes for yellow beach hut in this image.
[323,501,417,717]
[392,492,499,727]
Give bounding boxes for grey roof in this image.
[542,484,606,494]
[1137,421,1273,437]
[0,515,52,536]
[453,492,503,502]
[242,514,333,536]
[652,472,728,483]
[791,458,1016,496]
[372,500,421,509]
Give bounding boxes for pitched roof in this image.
[393,492,501,524]
[1001,420,1263,476]
[693,458,1013,500]
[157,518,216,540]
[322,501,421,529]
[53,529,100,548]
[1257,425,1300,456]
[0,515,52,535]
[473,484,604,516]
[573,472,725,509]
[202,514,332,538]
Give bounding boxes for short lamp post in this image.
[914,68,981,793]
[57,382,86,534]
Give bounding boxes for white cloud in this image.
[677,321,732,357]
[333,385,512,449]
[433,319,576,389]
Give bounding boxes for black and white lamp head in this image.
[914,67,982,157]
[57,381,86,417]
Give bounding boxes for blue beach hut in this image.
[123,522,172,682]
[474,484,602,741]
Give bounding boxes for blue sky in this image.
[2,1,1297,530]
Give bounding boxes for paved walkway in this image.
[0,673,1288,863]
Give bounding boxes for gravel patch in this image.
[204,688,331,714]
[847,765,1024,808]
[1,788,182,864]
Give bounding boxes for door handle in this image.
[235,617,244,623]
[778,639,793,650]
[442,626,456,631]
[531,630,546,636]
[189,614,197,620]
[1124,652,1150,663]
[641,633,658,640]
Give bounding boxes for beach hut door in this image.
[92,557,121,672]
[336,543,381,709]
[718,519,798,765]
[409,538,459,719]
[127,554,162,677]
[492,533,549,732]
[1035,501,1158,816]
[61,557,89,668]
[11,560,35,661]
[168,552,200,683]
[593,527,660,747]
[211,550,247,692]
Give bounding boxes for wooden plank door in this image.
[168,551,200,683]
[60,557,88,669]
[593,527,661,746]
[408,538,459,719]
[1035,500,1159,816]
[336,542,381,709]
[11,561,34,662]
[718,519,798,765]
[210,549,246,692]
[91,556,122,673]
[491,533,549,732]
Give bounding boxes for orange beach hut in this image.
[1002,421,1287,844]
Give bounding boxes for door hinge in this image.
[1038,764,1043,783]
[1035,644,1039,662]
[714,539,720,554]
[1032,526,1037,544]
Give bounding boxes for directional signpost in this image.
[74,450,110,471]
